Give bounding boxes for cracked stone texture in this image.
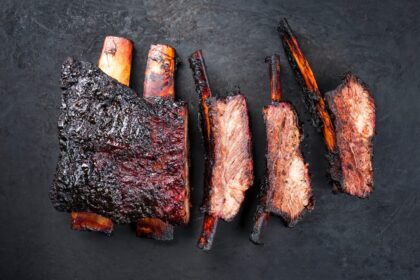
[0,0,419,279]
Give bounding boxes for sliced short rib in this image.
[206,94,254,221]
[50,58,189,225]
[325,73,375,198]
[264,103,313,225]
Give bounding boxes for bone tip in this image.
[149,44,176,58]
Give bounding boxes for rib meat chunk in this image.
[264,103,313,225]
[206,94,254,221]
[326,73,375,198]
[189,51,253,250]
[50,58,189,224]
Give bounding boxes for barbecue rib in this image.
[325,74,375,197]
[189,50,254,250]
[69,36,133,234]
[278,18,375,197]
[136,44,190,239]
[250,55,313,244]
[278,19,336,152]
[50,39,189,237]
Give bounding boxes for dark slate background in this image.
[1,0,419,279]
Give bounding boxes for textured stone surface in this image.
[0,0,419,279]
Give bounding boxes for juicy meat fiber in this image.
[50,58,189,224]
[326,73,375,198]
[264,103,313,225]
[206,95,254,221]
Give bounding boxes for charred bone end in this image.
[70,211,114,235]
[136,218,174,241]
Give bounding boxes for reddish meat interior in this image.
[326,74,375,198]
[207,95,254,221]
[264,103,313,225]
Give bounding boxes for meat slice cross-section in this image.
[206,94,254,221]
[190,50,253,250]
[251,55,312,244]
[263,103,312,224]
[325,73,375,198]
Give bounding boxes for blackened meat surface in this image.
[326,73,375,198]
[50,58,189,224]
[263,103,313,225]
[188,51,213,213]
[205,94,254,221]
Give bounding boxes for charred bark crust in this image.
[50,58,188,224]
[188,52,214,213]
[278,20,321,129]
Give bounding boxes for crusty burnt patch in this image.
[51,59,189,225]
[136,44,190,239]
[278,18,336,153]
[325,73,375,198]
[70,36,133,234]
[189,50,218,250]
[54,39,190,239]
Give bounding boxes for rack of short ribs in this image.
[50,37,190,239]
[189,50,254,250]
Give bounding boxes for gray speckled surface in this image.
[1,0,419,279]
